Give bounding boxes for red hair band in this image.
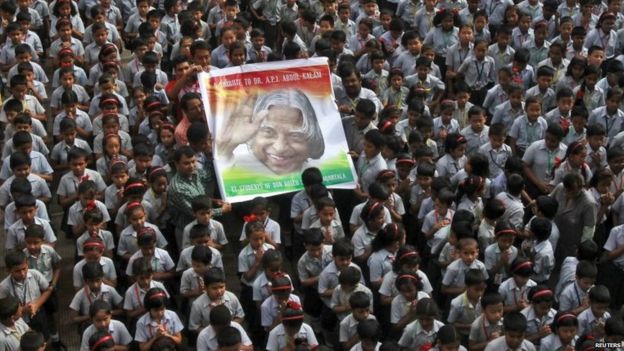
[367,201,383,217]
[557,313,577,323]
[513,261,533,272]
[148,292,167,300]
[126,201,142,211]
[83,241,105,250]
[91,335,113,351]
[495,229,516,237]
[125,182,145,191]
[100,98,119,106]
[396,158,415,165]
[281,314,305,321]
[271,285,291,292]
[160,123,175,132]
[399,251,418,260]
[398,274,418,281]
[149,110,164,117]
[145,100,162,110]
[149,167,165,178]
[243,214,258,223]
[531,289,553,299]
[457,136,466,143]
[111,159,127,167]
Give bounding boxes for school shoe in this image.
[52,340,67,351]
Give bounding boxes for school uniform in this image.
[297,245,333,284]
[522,139,567,184]
[367,248,395,284]
[485,244,519,285]
[253,271,293,303]
[589,106,624,143]
[6,217,56,250]
[342,118,376,155]
[380,270,433,299]
[509,116,548,153]
[498,277,536,308]
[551,160,593,186]
[0,151,52,181]
[181,218,227,250]
[491,101,525,131]
[197,321,251,351]
[488,43,515,79]
[76,230,114,257]
[512,27,534,50]
[318,262,364,307]
[357,152,388,194]
[134,310,184,343]
[469,314,503,344]
[482,84,508,116]
[0,319,30,351]
[79,320,132,351]
[484,335,536,351]
[0,174,49,208]
[435,154,466,178]
[559,280,589,311]
[49,85,89,111]
[57,170,107,199]
[69,284,122,316]
[266,323,318,350]
[261,294,300,328]
[478,142,511,180]
[125,248,174,277]
[398,319,444,350]
[51,66,89,88]
[585,28,617,59]
[4,199,48,232]
[352,225,380,259]
[539,334,577,351]
[72,257,117,289]
[460,125,489,157]
[0,270,49,323]
[447,293,482,337]
[521,305,556,344]
[67,200,110,230]
[188,291,244,332]
[531,239,555,283]
[578,308,610,337]
[390,291,430,324]
[339,314,377,343]
[443,259,489,288]
[238,217,280,244]
[117,223,167,258]
[123,281,169,313]
[336,87,383,117]
[2,135,50,160]
[405,74,445,104]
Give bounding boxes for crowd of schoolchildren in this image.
[2,0,624,348]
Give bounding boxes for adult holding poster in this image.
[199,57,358,203]
[216,89,325,175]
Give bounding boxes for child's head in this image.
[124,178,147,201]
[191,195,213,224]
[530,217,552,242]
[88,330,115,351]
[510,257,534,287]
[125,201,146,230]
[458,238,479,266]
[444,134,467,160]
[586,123,606,151]
[191,245,213,275]
[551,312,578,344]
[262,249,283,280]
[302,228,324,258]
[434,188,455,213]
[494,220,516,250]
[332,239,354,269]
[203,267,226,301]
[20,331,45,351]
[588,285,610,317]
[360,200,385,231]
[357,319,380,351]
[83,237,105,260]
[575,260,598,290]
[15,194,37,225]
[89,299,113,331]
[216,326,242,351]
[393,245,420,273]
[143,287,169,319]
[281,301,305,335]
[481,292,504,323]
[527,285,554,314]
[483,198,505,222]
[270,274,293,305]
[209,304,233,334]
[415,298,439,330]
[349,291,371,321]
[137,228,157,258]
[132,257,154,288]
[83,261,104,292]
[395,272,423,302]
[434,325,461,350]
[354,98,376,129]
[502,312,528,349]
[24,224,45,254]
[5,250,28,282]
[465,269,486,300]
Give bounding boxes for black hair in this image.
[392,245,420,273]
[10,151,31,170]
[89,330,115,351]
[191,245,213,265]
[507,173,525,196]
[511,257,534,277]
[332,239,354,258]
[588,284,611,304]
[416,162,436,178]
[357,319,380,341]
[191,195,212,212]
[132,257,153,277]
[465,269,486,286]
[261,249,283,270]
[5,250,27,269]
[371,223,403,252]
[10,177,31,195]
[0,296,20,320]
[301,167,323,187]
[483,198,505,220]
[144,287,168,310]
[530,217,552,242]
[303,228,324,246]
[577,240,599,261]
[217,326,241,348]
[481,292,504,309]
[528,285,554,304]
[209,304,232,326]
[12,131,32,149]
[20,331,45,351]
[14,194,36,209]
[503,312,528,333]
[535,195,558,219]
[89,299,112,318]
[576,260,598,279]
[83,261,105,281]
[349,290,371,309]
[24,224,45,240]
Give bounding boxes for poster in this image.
[199,58,358,203]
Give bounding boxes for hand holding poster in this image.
[199,58,358,203]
